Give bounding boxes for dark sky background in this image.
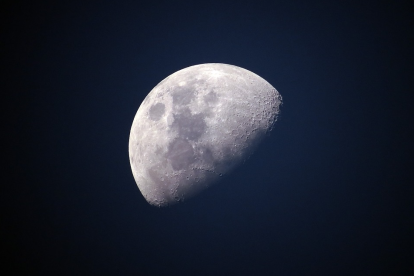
[4,0,414,275]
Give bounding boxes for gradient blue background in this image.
[4,0,413,275]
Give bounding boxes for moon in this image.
[129,63,282,206]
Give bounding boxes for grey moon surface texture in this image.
[129,63,282,206]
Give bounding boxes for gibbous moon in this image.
[129,63,282,206]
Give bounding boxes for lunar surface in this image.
[129,63,282,206]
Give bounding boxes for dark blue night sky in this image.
[4,0,413,275]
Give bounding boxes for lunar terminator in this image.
[129,63,282,206]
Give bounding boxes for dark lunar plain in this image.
[3,0,414,275]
